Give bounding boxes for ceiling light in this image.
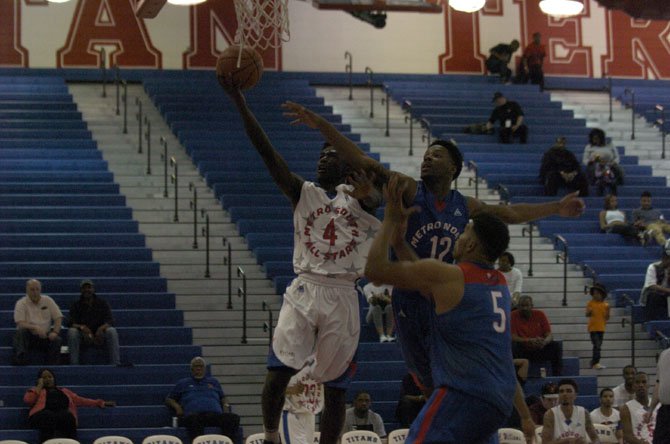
[448,0,486,13]
[167,0,207,5]
[539,0,584,17]
[47,0,73,3]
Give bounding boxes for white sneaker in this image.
[386,335,396,342]
[379,335,389,343]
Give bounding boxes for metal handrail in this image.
[223,237,233,309]
[262,301,274,343]
[345,51,353,100]
[189,182,198,249]
[420,117,431,148]
[100,48,107,98]
[170,157,178,222]
[365,67,374,118]
[403,100,413,156]
[521,221,534,277]
[581,263,597,282]
[554,235,569,306]
[121,80,128,134]
[144,117,152,174]
[656,105,666,160]
[238,267,248,344]
[603,76,612,122]
[382,86,390,137]
[135,98,143,154]
[620,293,636,366]
[160,137,168,198]
[467,160,479,199]
[114,65,120,115]
[201,210,210,278]
[624,88,635,140]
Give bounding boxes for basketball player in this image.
[541,379,600,443]
[365,175,516,443]
[280,364,324,444]
[221,84,381,444]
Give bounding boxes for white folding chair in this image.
[497,428,526,444]
[42,440,80,444]
[593,424,618,443]
[142,436,182,444]
[244,433,266,444]
[340,430,381,443]
[386,428,409,443]
[192,435,233,444]
[534,425,543,444]
[93,436,134,444]
[313,431,321,443]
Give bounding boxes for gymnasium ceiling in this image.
[595,0,670,20]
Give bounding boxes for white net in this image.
[233,0,291,51]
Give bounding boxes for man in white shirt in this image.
[498,251,523,307]
[13,279,63,365]
[343,391,386,438]
[362,282,395,342]
[648,349,669,444]
[613,365,637,408]
[620,372,658,444]
[542,378,600,444]
[590,388,623,442]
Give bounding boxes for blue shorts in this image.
[392,291,434,391]
[407,387,508,444]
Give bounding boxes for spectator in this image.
[511,295,563,376]
[24,368,114,443]
[539,137,589,197]
[362,282,395,343]
[13,279,63,366]
[498,251,523,308]
[583,129,624,196]
[517,32,546,90]
[613,365,637,408]
[486,92,528,144]
[633,191,670,246]
[485,39,520,83]
[395,373,425,428]
[641,241,670,322]
[528,382,559,425]
[541,379,599,443]
[343,390,386,438]
[280,363,323,444]
[590,388,623,443]
[586,282,610,370]
[620,372,658,444]
[648,347,670,444]
[599,194,640,241]
[67,280,120,365]
[165,356,241,443]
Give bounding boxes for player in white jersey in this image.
[590,388,623,443]
[222,84,381,444]
[542,379,600,444]
[280,365,324,444]
[621,372,658,444]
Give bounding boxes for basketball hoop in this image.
[233,0,290,52]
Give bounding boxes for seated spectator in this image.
[13,279,63,366]
[395,373,425,428]
[641,241,670,321]
[633,191,670,246]
[612,365,637,408]
[67,280,120,365]
[541,379,599,443]
[165,357,240,443]
[620,372,658,444]
[24,368,114,443]
[599,194,639,241]
[590,388,623,443]
[528,382,558,425]
[516,32,546,90]
[539,137,589,197]
[343,390,386,438]
[583,129,624,196]
[485,40,520,83]
[512,295,563,376]
[498,251,523,308]
[486,92,528,144]
[362,282,395,342]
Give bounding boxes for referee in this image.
[649,347,670,444]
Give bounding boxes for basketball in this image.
[216,45,264,90]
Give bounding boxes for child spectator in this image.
[586,282,610,370]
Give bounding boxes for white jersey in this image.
[551,405,589,441]
[590,407,620,435]
[293,182,380,280]
[625,399,658,442]
[612,383,634,407]
[283,366,324,415]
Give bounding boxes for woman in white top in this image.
[498,251,523,308]
[599,194,639,240]
[583,129,624,196]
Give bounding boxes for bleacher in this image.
[0,75,213,444]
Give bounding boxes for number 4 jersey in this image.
[293,181,381,281]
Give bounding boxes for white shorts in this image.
[280,410,316,444]
[271,274,360,383]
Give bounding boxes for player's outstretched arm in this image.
[513,382,536,443]
[222,82,303,206]
[467,191,585,225]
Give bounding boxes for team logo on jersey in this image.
[303,204,362,261]
[454,208,463,217]
[410,221,461,249]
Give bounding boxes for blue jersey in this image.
[430,262,516,415]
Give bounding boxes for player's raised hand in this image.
[558,191,586,217]
[345,170,376,200]
[384,174,419,223]
[282,101,320,128]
